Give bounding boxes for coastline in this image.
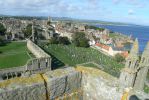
[96,24,149,52]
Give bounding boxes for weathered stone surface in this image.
[27,40,50,58]
[43,67,82,99]
[0,83,46,100]
[0,67,83,100]
[76,66,122,100]
[129,91,149,100]
[0,74,47,100]
[0,66,148,100]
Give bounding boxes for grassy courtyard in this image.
[41,44,124,77]
[0,42,30,69]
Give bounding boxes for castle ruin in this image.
[0,27,149,99]
[120,38,149,91]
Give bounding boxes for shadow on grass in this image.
[51,54,65,70]
[0,41,11,47]
[40,46,65,70]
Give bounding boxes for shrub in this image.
[0,23,6,35]
[72,32,89,48]
[114,54,125,62]
[58,36,70,45]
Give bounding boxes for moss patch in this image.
[76,66,117,81]
[0,74,44,88]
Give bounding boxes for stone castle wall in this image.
[0,66,148,100]
[0,67,82,100]
[27,40,50,58]
[26,40,51,72]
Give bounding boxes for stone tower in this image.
[134,42,149,91]
[119,38,139,88]
[48,16,52,22]
[32,20,35,42]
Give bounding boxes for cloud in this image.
[0,0,66,16]
[113,0,120,4]
[0,0,148,25]
[128,9,135,15]
[87,0,98,4]
[112,0,146,8]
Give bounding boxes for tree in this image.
[85,25,105,31]
[0,36,5,46]
[79,39,89,47]
[58,36,70,45]
[47,21,51,26]
[49,37,59,44]
[114,54,125,62]
[22,24,32,38]
[49,36,70,45]
[72,32,89,48]
[0,23,6,35]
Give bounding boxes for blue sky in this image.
[0,0,149,25]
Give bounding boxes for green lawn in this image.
[0,42,30,69]
[144,84,149,94]
[41,44,124,77]
[109,33,121,38]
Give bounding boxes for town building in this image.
[94,42,128,57]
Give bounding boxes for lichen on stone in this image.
[0,74,44,89]
[76,66,117,81]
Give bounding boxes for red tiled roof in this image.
[120,51,129,58]
[96,43,110,51]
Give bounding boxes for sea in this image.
[96,25,149,53]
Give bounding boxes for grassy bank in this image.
[42,44,124,77]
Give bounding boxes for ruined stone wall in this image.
[0,66,25,76]
[26,58,51,73]
[0,66,25,80]
[26,40,51,72]
[27,40,50,58]
[0,40,51,80]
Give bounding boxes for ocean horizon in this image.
[97,24,149,53]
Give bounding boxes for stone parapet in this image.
[0,67,82,100]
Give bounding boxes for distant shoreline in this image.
[97,24,130,26]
